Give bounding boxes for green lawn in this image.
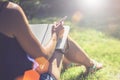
[61,25,120,80]
[30,18,120,80]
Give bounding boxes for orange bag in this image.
[23,57,49,80]
[35,57,49,74]
[23,70,40,80]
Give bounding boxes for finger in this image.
[61,21,64,25]
[53,24,63,31]
[53,22,57,27]
[52,22,57,31]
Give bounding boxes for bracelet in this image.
[55,49,64,54]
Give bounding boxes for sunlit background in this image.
[4,0,120,80]
[8,0,120,38]
[19,0,119,38]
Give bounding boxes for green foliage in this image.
[7,0,42,19]
[8,0,19,3]
[20,0,41,19]
[29,17,58,24]
[106,25,120,39]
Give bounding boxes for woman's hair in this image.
[0,1,8,11]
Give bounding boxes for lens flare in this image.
[80,0,107,12]
[72,11,82,23]
[84,0,101,7]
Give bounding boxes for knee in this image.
[48,59,61,80]
[48,51,64,80]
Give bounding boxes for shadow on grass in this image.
[75,72,101,80]
[75,72,86,80]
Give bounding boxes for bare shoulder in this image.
[7,2,22,12]
[1,1,27,23]
[2,2,29,36]
[0,1,25,37]
[0,1,23,19]
[6,2,26,19]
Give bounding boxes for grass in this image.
[61,25,120,80]
[29,18,120,80]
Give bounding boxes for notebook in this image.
[30,24,70,52]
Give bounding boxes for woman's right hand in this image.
[52,21,64,40]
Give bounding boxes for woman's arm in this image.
[44,23,64,58]
[7,2,61,59]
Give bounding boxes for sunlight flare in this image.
[80,0,108,11]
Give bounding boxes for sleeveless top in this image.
[0,2,32,80]
[0,33,33,80]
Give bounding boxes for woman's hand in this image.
[52,21,64,40]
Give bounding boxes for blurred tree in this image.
[7,0,41,19]
[20,0,41,19]
[7,0,81,18]
[8,0,19,3]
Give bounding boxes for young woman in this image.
[0,1,102,80]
